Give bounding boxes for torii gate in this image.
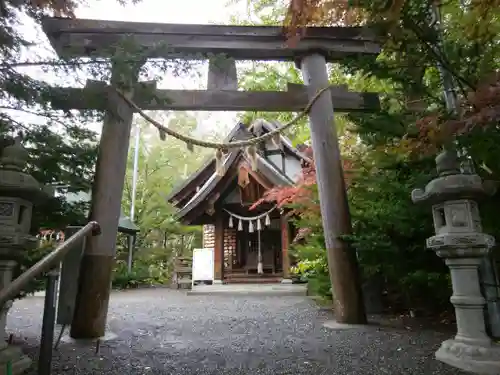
[41,17,381,339]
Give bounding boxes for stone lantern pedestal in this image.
[0,136,48,374]
[412,149,500,374]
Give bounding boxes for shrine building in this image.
[166,120,309,284]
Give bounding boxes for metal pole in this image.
[431,4,458,113]
[430,1,474,174]
[127,235,134,273]
[127,125,140,273]
[130,124,140,221]
[38,266,60,375]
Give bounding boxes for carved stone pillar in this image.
[412,149,500,374]
[0,136,47,374]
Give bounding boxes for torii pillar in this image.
[297,52,367,324]
[70,62,141,339]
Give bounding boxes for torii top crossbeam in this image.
[41,17,380,60]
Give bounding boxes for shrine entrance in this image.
[41,16,380,337]
[234,227,283,275]
[224,205,285,283]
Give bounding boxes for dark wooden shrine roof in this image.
[41,17,380,60]
[165,122,248,203]
[168,120,307,225]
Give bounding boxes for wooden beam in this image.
[41,17,380,60]
[51,81,380,113]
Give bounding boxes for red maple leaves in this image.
[251,147,354,216]
[402,72,500,157]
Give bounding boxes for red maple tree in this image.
[251,147,355,216]
[404,72,500,156]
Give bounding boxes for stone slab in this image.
[436,339,500,375]
[323,320,372,331]
[59,328,118,346]
[187,283,307,297]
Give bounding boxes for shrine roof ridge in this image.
[41,17,381,60]
[165,122,248,203]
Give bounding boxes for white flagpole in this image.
[128,125,140,273]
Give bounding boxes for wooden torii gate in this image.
[42,17,381,339]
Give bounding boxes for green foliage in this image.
[0,0,204,298]
[114,113,214,288]
[230,0,500,315]
[112,258,170,290]
[120,115,217,256]
[347,160,453,312]
[12,241,54,298]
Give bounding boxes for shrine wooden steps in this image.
[224,271,283,284]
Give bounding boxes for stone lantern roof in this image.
[0,135,47,203]
[411,149,495,205]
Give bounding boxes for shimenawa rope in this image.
[114,86,329,150]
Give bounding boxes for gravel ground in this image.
[7,288,464,375]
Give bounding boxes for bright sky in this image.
[15,0,257,138]
[76,0,247,24]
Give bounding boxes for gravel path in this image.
[7,289,464,375]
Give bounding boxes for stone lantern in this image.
[0,135,48,374]
[412,149,500,374]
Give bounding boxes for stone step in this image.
[187,283,308,296]
[225,272,283,279]
[224,277,282,284]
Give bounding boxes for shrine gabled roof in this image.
[247,119,312,164]
[165,122,247,203]
[167,119,309,206]
[175,149,242,222]
[174,149,294,223]
[172,120,307,224]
